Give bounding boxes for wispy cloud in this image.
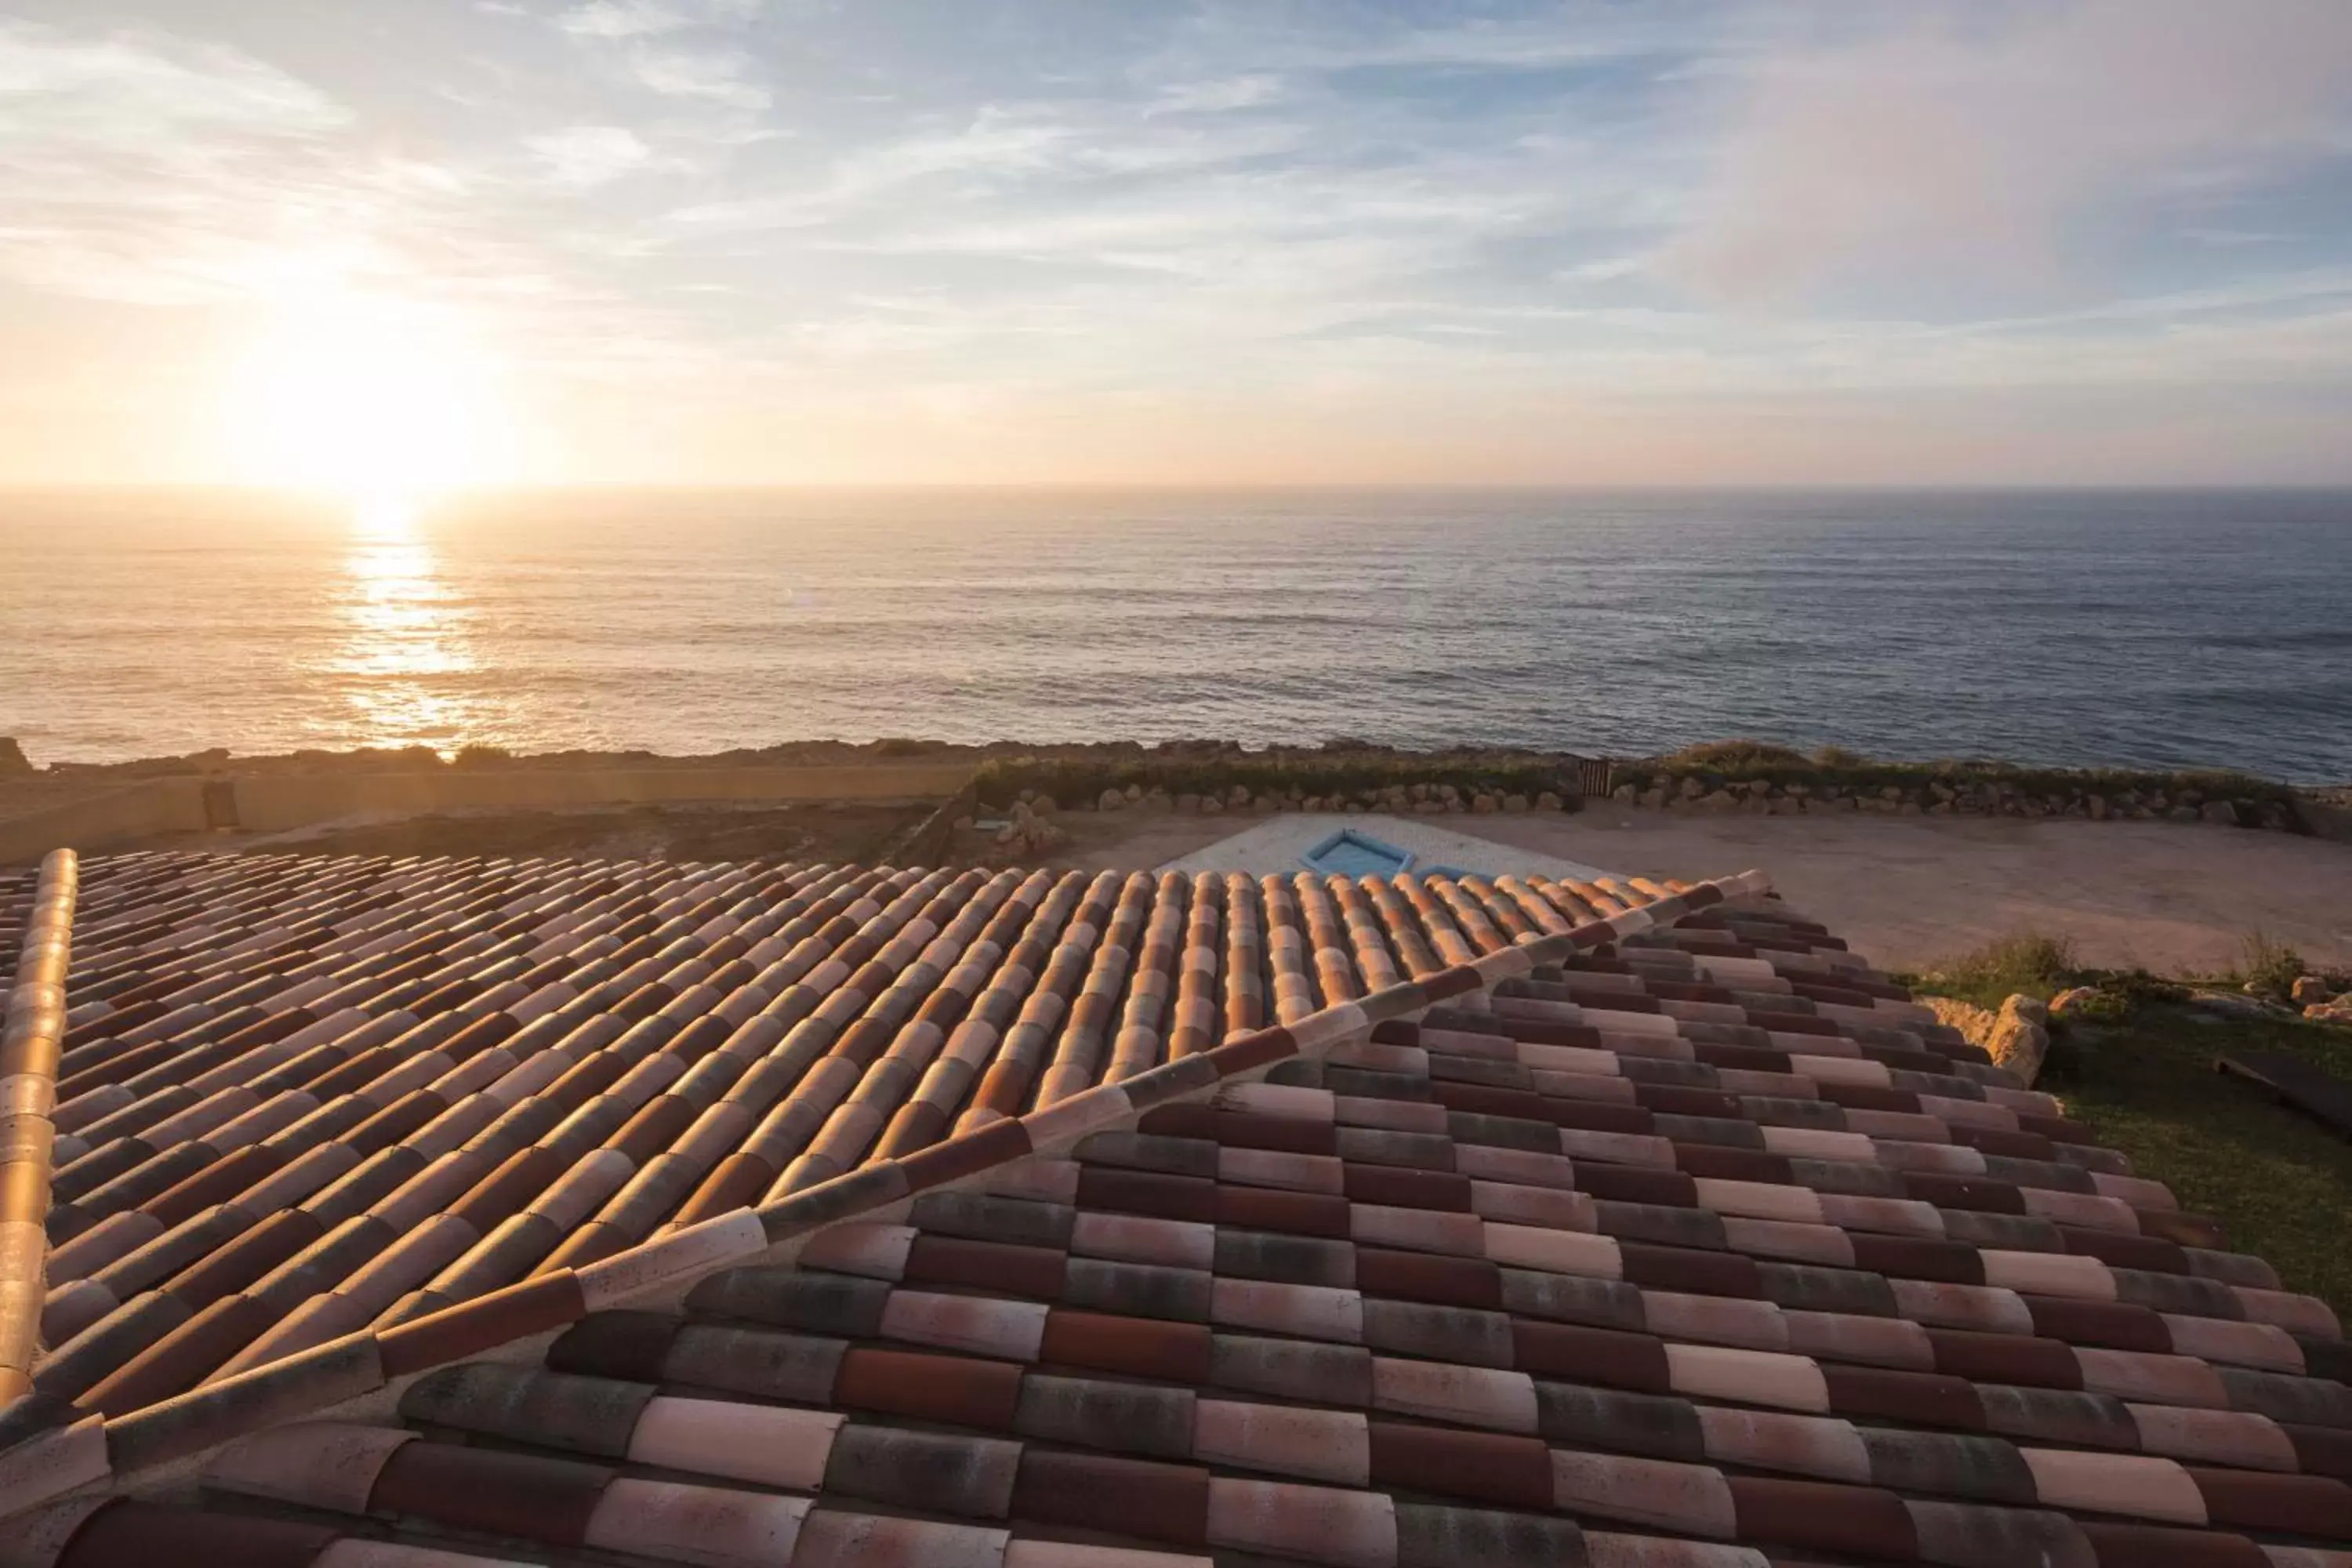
[0,16,702,389]
[525,125,656,186]
[626,45,769,109]
[0,19,349,302]
[5,2,2352,483]
[557,1,689,40]
[0,17,338,129]
[1669,0,2352,305]
[1149,74,1284,115]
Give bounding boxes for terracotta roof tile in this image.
[3,850,2347,1568]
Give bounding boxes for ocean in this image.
[4,488,2348,782]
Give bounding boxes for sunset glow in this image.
[2,3,2350,485]
[223,296,509,504]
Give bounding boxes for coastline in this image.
[4,734,2347,979]
[5,733,2340,849]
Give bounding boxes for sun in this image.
[225,292,510,506]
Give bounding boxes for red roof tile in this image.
[0,848,2345,1568]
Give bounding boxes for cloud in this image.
[1670,0,2352,305]
[0,17,342,136]
[0,16,694,383]
[629,45,768,109]
[526,124,654,186]
[557,1,688,40]
[659,105,1207,234]
[1149,74,1283,115]
[9,2,2352,485]
[0,19,350,301]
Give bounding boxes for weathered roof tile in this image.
[4,851,2343,1568]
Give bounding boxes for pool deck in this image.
[1154,810,1618,880]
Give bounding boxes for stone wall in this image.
[1030,778,1573,819]
[1604,771,2299,831]
[971,750,1584,816]
[0,764,975,863]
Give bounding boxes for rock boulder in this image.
[1923,993,2052,1087]
[2047,985,2102,1018]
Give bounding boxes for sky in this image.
[3,0,2351,487]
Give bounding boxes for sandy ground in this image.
[19,773,2347,977]
[1058,808,2352,976]
[1457,811,2352,975]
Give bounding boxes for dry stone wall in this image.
[1607,772,2301,832]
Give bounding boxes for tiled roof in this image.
[2,848,2347,1568]
[5,852,1708,1425]
[2,851,75,1406]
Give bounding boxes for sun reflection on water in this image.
[328,496,486,750]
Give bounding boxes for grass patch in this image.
[2043,1004,2352,1320]
[1898,927,2352,1312]
[1658,739,1812,771]
[1896,931,2082,1011]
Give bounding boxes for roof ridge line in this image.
[0,868,1772,1523]
[0,851,78,1404]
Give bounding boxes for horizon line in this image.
[8,480,2352,495]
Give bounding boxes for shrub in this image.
[1660,739,1810,771]
[2101,969,2190,1010]
[970,751,1571,811]
[2236,931,2307,1000]
[1920,930,2082,1009]
[1628,739,2299,813]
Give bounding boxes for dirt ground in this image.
[25,784,2350,978]
[1436,811,2350,975]
[223,800,934,866]
[1041,808,2352,977]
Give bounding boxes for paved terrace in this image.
[0,848,2341,1568]
[1154,811,1617,882]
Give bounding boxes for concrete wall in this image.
[228,763,975,832]
[0,779,208,864]
[0,763,975,862]
[884,779,980,868]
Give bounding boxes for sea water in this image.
[3,487,2347,781]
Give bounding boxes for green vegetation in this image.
[1891,923,2350,1314]
[1660,739,1812,771]
[2234,930,2309,1002]
[1900,924,2318,1012]
[1619,739,2298,813]
[1897,931,2081,1011]
[2043,1002,2352,1319]
[971,750,1573,811]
